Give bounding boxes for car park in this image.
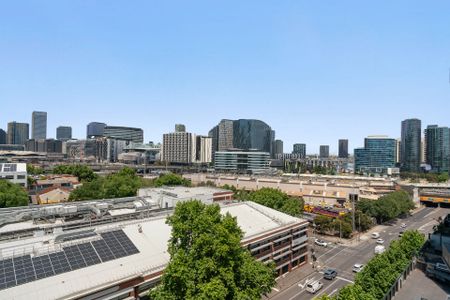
[376,238,384,244]
[323,269,338,280]
[353,264,364,273]
[306,280,323,294]
[315,239,328,247]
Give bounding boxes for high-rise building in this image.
[319,145,330,158]
[272,139,283,159]
[396,139,401,164]
[421,138,426,163]
[0,129,6,144]
[175,124,186,133]
[338,139,349,158]
[56,126,72,141]
[425,125,450,173]
[400,119,421,172]
[292,143,306,158]
[103,126,144,143]
[25,139,62,153]
[32,111,47,140]
[7,122,29,145]
[214,150,270,173]
[196,136,212,163]
[209,119,274,159]
[87,122,106,138]
[354,136,397,174]
[162,131,195,164]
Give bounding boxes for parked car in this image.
[399,231,404,237]
[353,264,364,273]
[376,238,385,244]
[323,269,338,280]
[315,239,328,247]
[400,223,407,228]
[371,232,380,239]
[375,245,386,254]
[306,280,323,294]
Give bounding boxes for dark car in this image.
[323,268,337,280]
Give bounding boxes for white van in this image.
[375,245,385,254]
[306,280,323,294]
[371,232,380,239]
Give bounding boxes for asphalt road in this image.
[270,206,450,300]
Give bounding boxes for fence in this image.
[382,259,416,300]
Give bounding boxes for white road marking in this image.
[272,287,280,292]
[315,279,339,297]
[324,247,348,264]
[317,245,340,260]
[329,288,339,296]
[336,276,354,284]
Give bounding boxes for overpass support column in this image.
[413,188,420,208]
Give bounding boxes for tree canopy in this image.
[153,173,191,187]
[150,200,276,300]
[357,191,415,224]
[53,164,97,182]
[0,180,29,208]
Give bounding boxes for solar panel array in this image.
[0,230,139,290]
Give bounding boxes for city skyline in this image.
[1,1,449,154]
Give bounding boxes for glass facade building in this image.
[7,122,29,145]
[292,143,306,158]
[56,126,72,141]
[103,126,144,143]
[354,136,397,174]
[425,125,450,173]
[86,122,106,138]
[319,145,329,158]
[400,119,421,172]
[214,150,270,174]
[338,139,349,158]
[32,111,47,140]
[0,129,6,144]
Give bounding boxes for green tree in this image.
[153,173,191,187]
[150,200,276,300]
[248,188,303,217]
[0,180,29,208]
[437,172,449,183]
[53,164,97,182]
[27,164,44,175]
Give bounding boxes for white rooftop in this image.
[0,201,306,300]
[0,163,27,173]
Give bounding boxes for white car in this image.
[400,223,407,228]
[353,264,364,273]
[315,239,328,247]
[306,280,323,294]
[375,245,386,254]
[376,238,384,244]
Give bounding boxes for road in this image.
[270,206,450,300]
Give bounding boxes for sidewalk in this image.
[266,262,316,298]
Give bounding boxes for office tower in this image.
[421,138,426,163]
[25,139,62,153]
[400,119,421,172]
[338,139,349,158]
[86,122,106,138]
[396,139,401,164]
[56,126,72,141]
[32,111,47,140]
[354,136,397,174]
[320,145,330,158]
[103,126,144,143]
[175,124,186,133]
[272,139,283,159]
[163,129,195,164]
[0,129,6,144]
[292,143,306,158]
[214,150,270,173]
[7,122,29,145]
[425,125,450,173]
[209,119,274,153]
[195,136,212,163]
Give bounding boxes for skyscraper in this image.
[320,145,330,158]
[7,122,29,145]
[272,139,283,159]
[425,125,450,173]
[338,139,349,158]
[32,111,47,140]
[292,143,306,158]
[400,119,421,172]
[87,122,106,138]
[56,126,72,141]
[354,136,397,174]
[0,129,6,144]
[163,129,195,164]
[103,126,144,143]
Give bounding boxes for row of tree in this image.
[222,186,303,217]
[0,180,29,208]
[400,171,449,183]
[313,210,374,239]
[357,190,415,224]
[68,168,191,201]
[317,230,425,300]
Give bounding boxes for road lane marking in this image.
[324,247,348,264]
[329,288,339,296]
[272,287,279,292]
[315,279,339,298]
[317,245,342,260]
[336,276,354,284]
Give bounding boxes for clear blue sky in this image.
[1,1,449,155]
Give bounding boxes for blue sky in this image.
[1,1,449,155]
